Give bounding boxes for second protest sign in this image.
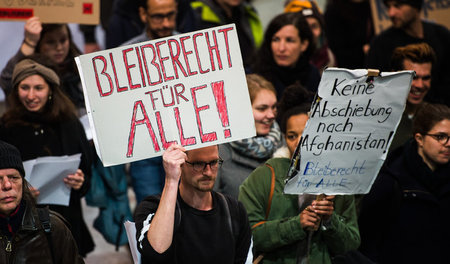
[284,68,413,195]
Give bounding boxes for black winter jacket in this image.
[359,140,450,264]
[0,199,84,264]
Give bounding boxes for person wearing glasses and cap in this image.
[359,103,450,263]
[134,144,252,264]
[0,140,83,263]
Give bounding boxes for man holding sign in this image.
[134,144,252,263]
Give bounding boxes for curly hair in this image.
[277,82,314,133]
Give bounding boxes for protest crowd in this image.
[0,0,449,263]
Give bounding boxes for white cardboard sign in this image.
[284,68,413,195]
[75,24,255,166]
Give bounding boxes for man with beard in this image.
[367,0,450,106]
[134,144,252,264]
[388,43,436,151]
[122,0,178,45]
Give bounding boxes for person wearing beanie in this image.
[0,55,95,257]
[0,140,84,263]
[367,0,450,106]
[284,0,336,73]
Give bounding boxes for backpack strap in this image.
[37,206,56,264]
[252,163,276,264]
[251,163,276,229]
[216,192,240,242]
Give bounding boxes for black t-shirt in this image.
[134,191,251,264]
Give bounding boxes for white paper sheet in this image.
[124,221,141,264]
[23,154,81,206]
[79,114,93,141]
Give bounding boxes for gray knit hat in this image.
[0,141,25,178]
[12,58,60,89]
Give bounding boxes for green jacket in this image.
[239,158,360,264]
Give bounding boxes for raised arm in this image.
[147,144,186,253]
[0,17,41,94]
[21,16,42,55]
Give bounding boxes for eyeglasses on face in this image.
[425,133,450,145]
[149,11,176,24]
[185,159,223,172]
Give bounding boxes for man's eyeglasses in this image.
[426,133,450,145]
[185,159,223,172]
[149,11,176,24]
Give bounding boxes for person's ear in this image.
[300,39,309,53]
[415,133,424,147]
[139,6,148,24]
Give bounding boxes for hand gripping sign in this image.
[75,24,255,166]
[284,68,413,195]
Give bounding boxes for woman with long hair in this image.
[0,55,94,257]
[252,12,320,100]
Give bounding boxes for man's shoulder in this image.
[371,27,402,43]
[422,20,450,39]
[33,207,71,233]
[135,195,162,213]
[48,210,69,227]
[214,191,241,207]
[121,32,151,46]
[423,20,449,32]
[212,192,249,237]
[213,191,246,216]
